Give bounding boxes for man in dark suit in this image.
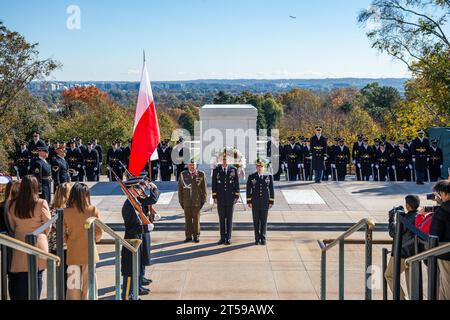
[411,129,430,185]
[246,160,274,245]
[212,152,240,245]
[310,126,328,183]
[30,146,52,204]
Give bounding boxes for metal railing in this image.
[25,208,65,300]
[406,239,450,300]
[0,233,60,300]
[317,218,376,300]
[84,217,142,300]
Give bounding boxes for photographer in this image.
[385,195,420,300]
[429,180,450,300]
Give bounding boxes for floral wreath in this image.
[210,147,247,178]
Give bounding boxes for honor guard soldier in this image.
[212,151,240,245]
[75,138,87,181]
[246,160,274,245]
[67,140,84,182]
[92,138,103,181]
[122,140,132,170]
[429,139,443,182]
[51,145,69,191]
[302,139,313,181]
[157,140,173,181]
[332,138,350,181]
[178,159,207,243]
[267,136,283,181]
[14,141,30,179]
[107,141,124,181]
[405,136,415,181]
[174,137,190,181]
[283,136,302,181]
[387,138,397,181]
[30,146,52,204]
[372,138,381,181]
[352,134,364,181]
[395,140,412,181]
[374,143,392,181]
[357,137,374,181]
[406,136,414,150]
[310,126,328,183]
[85,142,100,182]
[121,178,159,299]
[326,138,339,181]
[412,129,430,185]
[29,132,46,163]
[48,141,60,161]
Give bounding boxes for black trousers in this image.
[8,271,43,300]
[218,205,234,241]
[252,207,268,242]
[336,165,347,181]
[85,168,98,182]
[287,163,299,181]
[160,166,172,181]
[429,165,441,182]
[40,183,51,204]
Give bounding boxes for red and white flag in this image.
[128,54,160,177]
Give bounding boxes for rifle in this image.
[107,165,151,225]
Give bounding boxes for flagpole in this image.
[143,49,153,181]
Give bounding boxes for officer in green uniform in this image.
[178,159,207,243]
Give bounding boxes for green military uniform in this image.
[178,169,207,241]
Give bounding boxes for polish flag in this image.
[128,53,160,177]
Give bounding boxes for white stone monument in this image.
[199,104,258,182]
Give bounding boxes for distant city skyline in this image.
[2,0,411,81]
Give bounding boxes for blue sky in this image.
[1,0,411,81]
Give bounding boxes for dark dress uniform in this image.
[94,143,103,181]
[428,146,443,182]
[267,141,283,181]
[77,144,87,181]
[332,145,350,181]
[157,145,173,181]
[66,147,84,182]
[394,147,412,181]
[357,144,374,181]
[374,149,391,181]
[411,137,430,184]
[283,144,302,181]
[352,140,364,181]
[323,143,336,181]
[150,160,159,181]
[14,148,30,179]
[386,142,397,181]
[212,165,240,243]
[107,148,124,181]
[29,139,46,161]
[51,156,69,191]
[310,135,328,183]
[122,146,131,169]
[30,157,52,204]
[246,173,274,244]
[49,145,57,162]
[302,145,313,181]
[84,149,100,182]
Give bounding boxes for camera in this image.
[426,193,436,201]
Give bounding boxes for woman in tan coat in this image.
[64,183,103,300]
[7,175,51,300]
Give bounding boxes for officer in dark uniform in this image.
[283,136,302,181]
[92,138,103,181]
[428,139,443,182]
[411,129,429,185]
[332,138,351,181]
[326,138,339,181]
[107,141,124,182]
[122,140,132,170]
[29,146,52,204]
[66,140,84,182]
[49,141,60,162]
[372,138,381,181]
[84,142,100,182]
[75,138,87,182]
[157,140,173,181]
[173,137,190,181]
[51,146,69,192]
[121,178,159,300]
[374,143,391,181]
[14,141,30,179]
[394,140,412,181]
[246,160,274,245]
[386,138,397,181]
[267,137,283,181]
[212,152,240,245]
[405,136,415,181]
[29,132,46,163]
[357,137,374,181]
[302,138,313,181]
[310,126,328,183]
[352,134,364,181]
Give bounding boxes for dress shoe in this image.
[260,240,267,246]
[255,240,260,245]
[141,278,152,286]
[142,277,153,284]
[225,239,232,245]
[139,287,150,296]
[184,237,192,243]
[217,239,226,245]
[193,237,200,243]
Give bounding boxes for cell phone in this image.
[423,206,434,213]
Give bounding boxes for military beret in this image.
[374,138,380,143]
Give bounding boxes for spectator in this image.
[48,183,72,253]
[429,180,450,300]
[385,195,420,300]
[7,175,51,300]
[0,175,13,233]
[64,183,103,300]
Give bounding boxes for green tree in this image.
[357,83,401,123]
[0,21,60,115]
